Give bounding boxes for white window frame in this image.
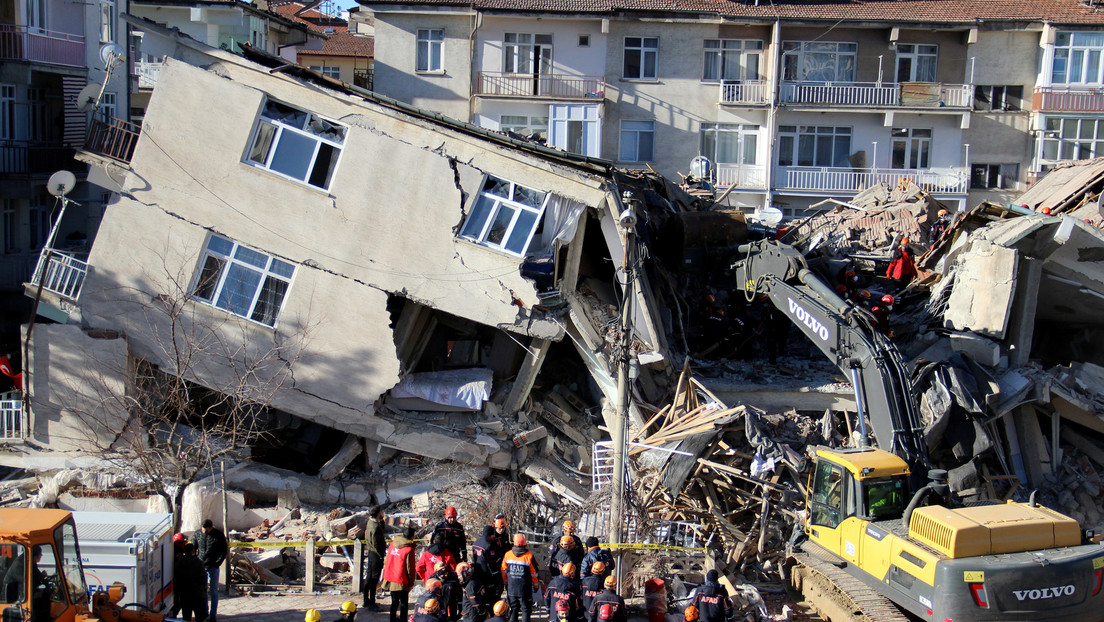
[702,39,763,82]
[504,33,553,75]
[416,29,444,73]
[891,128,932,169]
[1051,31,1104,86]
[25,0,47,32]
[499,114,548,140]
[100,0,116,43]
[245,99,346,191]
[700,123,759,165]
[894,43,937,82]
[101,92,117,120]
[459,175,550,256]
[310,65,341,79]
[0,85,13,140]
[191,233,295,327]
[619,120,655,163]
[1040,116,1104,163]
[548,104,600,157]
[777,125,852,167]
[782,41,857,82]
[623,37,658,81]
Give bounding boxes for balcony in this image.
[136,60,163,89]
[719,80,770,105]
[1033,86,1104,112]
[476,72,605,99]
[0,24,85,67]
[777,166,969,194]
[715,164,767,189]
[0,140,79,175]
[780,81,973,109]
[32,250,88,301]
[84,115,141,164]
[0,391,21,441]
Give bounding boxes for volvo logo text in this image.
[1013,585,1075,601]
[788,298,830,342]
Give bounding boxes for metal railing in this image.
[0,24,85,66]
[477,72,605,99]
[780,81,973,108]
[1033,85,1104,112]
[0,391,21,441]
[0,140,79,175]
[136,60,163,89]
[84,115,141,163]
[32,250,88,300]
[715,163,767,189]
[777,165,969,194]
[718,80,769,105]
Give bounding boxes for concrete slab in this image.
[945,240,1018,338]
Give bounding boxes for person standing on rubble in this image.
[471,525,501,609]
[433,507,468,563]
[885,238,917,290]
[363,506,387,611]
[192,518,228,622]
[579,561,605,619]
[578,538,613,580]
[587,576,625,622]
[929,209,952,246]
[459,562,486,622]
[501,533,539,622]
[691,570,734,622]
[381,525,418,622]
[545,562,581,622]
[418,532,458,580]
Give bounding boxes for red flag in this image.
[0,355,22,388]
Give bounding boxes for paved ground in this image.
[217,589,367,622]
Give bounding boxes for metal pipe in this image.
[850,366,869,448]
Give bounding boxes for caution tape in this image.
[229,539,703,552]
[602,542,706,552]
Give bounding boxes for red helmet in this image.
[1041,207,1053,215]
[173,533,186,544]
[445,506,458,518]
[881,294,894,306]
[834,285,848,295]
[599,604,615,621]
[513,533,527,547]
[900,237,910,246]
[494,517,507,530]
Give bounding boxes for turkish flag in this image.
[0,355,22,389]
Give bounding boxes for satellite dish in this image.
[758,207,784,226]
[100,43,125,69]
[76,84,102,112]
[47,170,77,198]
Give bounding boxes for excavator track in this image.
[790,544,911,622]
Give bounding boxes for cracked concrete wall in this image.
[71,53,611,464]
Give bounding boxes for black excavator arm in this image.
[728,240,930,480]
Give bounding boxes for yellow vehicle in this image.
[729,241,1104,621]
[0,508,167,622]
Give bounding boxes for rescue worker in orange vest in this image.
[691,570,734,622]
[381,526,418,622]
[545,562,581,622]
[587,576,625,622]
[501,533,539,622]
[579,561,605,618]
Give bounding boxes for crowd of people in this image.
[170,518,229,622]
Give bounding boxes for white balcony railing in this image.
[32,250,88,300]
[780,81,973,108]
[715,164,767,189]
[719,80,770,105]
[777,166,969,194]
[0,391,21,441]
[136,60,163,89]
[477,72,605,99]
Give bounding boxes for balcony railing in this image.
[0,140,79,175]
[32,250,88,300]
[719,80,770,105]
[476,72,605,99]
[84,115,141,163]
[136,60,163,89]
[0,391,21,441]
[780,81,973,108]
[715,164,767,189]
[777,166,969,194]
[0,24,85,66]
[1033,86,1104,112]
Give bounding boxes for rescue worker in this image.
[548,521,584,576]
[337,601,358,622]
[364,506,387,610]
[381,526,419,622]
[869,294,894,335]
[433,506,468,563]
[579,561,605,618]
[587,576,625,622]
[682,606,699,622]
[578,538,613,580]
[691,570,734,622]
[486,601,510,622]
[885,238,917,289]
[545,562,581,622]
[487,517,510,601]
[417,533,458,580]
[433,561,462,621]
[501,533,539,622]
[306,610,322,622]
[929,208,951,246]
[459,562,486,622]
[414,598,446,622]
[417,578,445,616]
[471,526,500,607]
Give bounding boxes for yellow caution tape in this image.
[229,540,703,552]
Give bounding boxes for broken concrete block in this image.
[1071,362,1104,396]
[542,434,555,457]
[513,426,548,447]
[411,492,431,514]
[949,332,1001,368]
[488,451,512,470]
[318,435,364,480]
[479,420,505,432]
[944,241,1018,338]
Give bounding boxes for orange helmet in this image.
[560,535,574,549]
[425,578,442,593]
[900,237,910,246]
[604,575,617,589]
[494,517,507,530]
[513,533,527,547]
[937,209,948,217]
[493,601,509,617]
[560,562,576,578]
[434,561,447,573]
[1041,206,1053,215]
[591,561,606,576]
[424,598,441,614]
[456,563,472,579]
[684,606,699,622]
[445,506,458,518]
[563,520,576,533]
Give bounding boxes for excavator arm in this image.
[728,240,929,479]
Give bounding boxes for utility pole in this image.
[609,190,637,583]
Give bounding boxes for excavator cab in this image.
[0,509,89,622]
[807,447,911,527]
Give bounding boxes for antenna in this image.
[75,84,102,113]
[47,171,77,198]
[100,43,125,71]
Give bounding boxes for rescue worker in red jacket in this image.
[587,576,626,622]
[417,533,458,580]
[381,526,418,622]
[545,562,581,622]
[579,561,605,618]
[433,506,468,563]
[886,238,917,289]
[501,534,539,622]
[691,570,734,622]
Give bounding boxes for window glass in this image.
[624,37,658,80]
[459,175,550,256]
[0,542,27,604]
[57,522,86,606]
[810,461,843,528]
[245,100,345,190]
[417,29,444,72]
[1052,31,1104,84]
[192,234,294,326]
[864,476,907,520]
[620,120,655,162]
[778,126,851,167]
[782,41,857,82]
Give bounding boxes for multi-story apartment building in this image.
[362,0,1104,215]
[274,1,375,90]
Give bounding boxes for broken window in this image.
[192,234,295,327]
[459,175,549,256]
[246,99,345,190]
[970,163,1019,189]
[973,85,1022,111]
[417,29,444,72]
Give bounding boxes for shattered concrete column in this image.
[318,435,364,480]
[1006,257,1042,367]
[1012,405,1049,487]
[504,338,552,414]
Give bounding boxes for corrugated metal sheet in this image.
[1017,158,1104,213]
[77,522,135,543]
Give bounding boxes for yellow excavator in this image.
[729,241,1104,621]
[0,508,169,622]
